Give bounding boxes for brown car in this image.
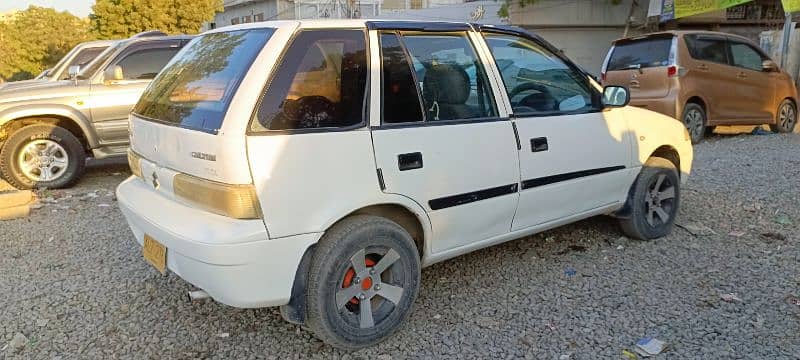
[601,30,797,143]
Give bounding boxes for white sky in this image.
[1,0,94,17]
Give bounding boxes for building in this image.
[205,0,381,30]
[507,0,791,76]
[379,0,505,24]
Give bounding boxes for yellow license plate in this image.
[143,234,167,275]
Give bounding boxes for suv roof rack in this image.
[131,30,168,38]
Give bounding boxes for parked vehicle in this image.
[118,20,693,349]
[601,30,798,143]
[0,33,193,189]
[1,40,117,92]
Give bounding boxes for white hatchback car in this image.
[118,20,693,349]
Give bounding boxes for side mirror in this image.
[103,65,124,82]
[67,65,81,79]
[603,85,630,108]
[762,60,779,72]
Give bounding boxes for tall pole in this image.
[781,12,792,68]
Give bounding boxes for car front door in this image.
[480,30,634,231]
[89,41,182,149]
[682,34,741,122]
[726,39,775,122]
[370,29,521,255]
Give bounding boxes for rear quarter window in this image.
[607,37,673,71]
[133,28,274,134]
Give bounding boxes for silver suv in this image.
[0,33,192,189]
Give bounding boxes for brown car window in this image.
[729,42,766,72]
[607,37,672,71]
[685,35,728,64]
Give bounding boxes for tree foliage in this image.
[0,6,93,81]
[91,0,223,39]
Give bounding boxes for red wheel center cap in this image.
[361,276,373,291]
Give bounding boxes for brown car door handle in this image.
[737,72,747,78]
[629,80,640,88]
[697,64,708,71]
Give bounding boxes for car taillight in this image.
[127,149,143,178]
[667,65,678,77]
[601,72,607,82]
[173,173,262,219]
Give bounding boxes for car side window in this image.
[685,35,728,64]
[483,33,596,116]
[254,30,368,131]
[113,47,180,80]
[400,32,497,121]
[380,32,424,124]
[60,47,107,80]
[729,41,766,72]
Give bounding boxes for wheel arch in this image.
[0,107,97,151]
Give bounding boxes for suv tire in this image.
[682,103,706,144]
[0,124,86,189]
[305,215,420,350]
[770,99,796,133]
[619,157,680,240]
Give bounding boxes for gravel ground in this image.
[1,131,799,359]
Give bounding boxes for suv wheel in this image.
[0,124,86,189]
[305,215,421,350]
[619,157,680,240]
[682,103,706,144]
[770,99,796,133]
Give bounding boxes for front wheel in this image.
[305,215,421,350]
[770,99,796,133]
[0,124,86,189]
[619,157,680,240]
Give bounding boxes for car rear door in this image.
[89,40,183,148]
[603,35,674,100]
[370,28,521,255]
[726,38,775,122]
[481,30,634,231]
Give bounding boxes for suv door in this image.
[726,38,775,122]
[481,31,633,231]
[682,34,741,122]
[371,30,521,254]
[89,41,182,148]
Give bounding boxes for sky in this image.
[1,0,94,17]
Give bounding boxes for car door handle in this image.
[530,137,548,152]
[737,72,747,79]
[398,152,423,171]
[697,64,709,71]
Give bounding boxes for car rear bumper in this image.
[116,176,320,308]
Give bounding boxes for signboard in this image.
[783,0,800,12]
[674,0,751,18]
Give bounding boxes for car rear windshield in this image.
[133,28,274,133]
[607,36,673,71]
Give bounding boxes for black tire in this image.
[619,157,680,240]
[0,124,86,189]
[682,103,706,144]
[305,215,421,350]
[770,99,796,133]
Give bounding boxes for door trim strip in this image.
[429,183,518,210]
[521,166,626,190]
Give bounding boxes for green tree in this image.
[91,0,223,39]
[0,6,92,81]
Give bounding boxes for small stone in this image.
[217,332,229,338]
[616,245,624,250]
[721,293,742,302]
[36,318,48,327]
[97,203,111,207]
[433,314,441,320]
[8,332,28,352]
[376,355,392,360]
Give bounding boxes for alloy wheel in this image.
[644,173,676,227]
[336,248,405,329]
[779,102,796,131]
[17,139,70,182]
[684,108,704,141]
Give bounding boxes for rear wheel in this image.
[619,157,680,240]
[0,124,85,189]
[770,99,796,133]
[682,103,706,144]
[305,215,421,350]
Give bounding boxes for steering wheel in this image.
[508,82,557,112]
[508,82,550,101]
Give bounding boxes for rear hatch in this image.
[127,27,277,219]
[602,34,675,99]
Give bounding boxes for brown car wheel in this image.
[682,103,706,144]
[770,99,796,133]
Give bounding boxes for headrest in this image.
[423,64,470,105]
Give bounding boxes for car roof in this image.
[614,30,754,44]
[203,19,491,34]
[77,39,119,48]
